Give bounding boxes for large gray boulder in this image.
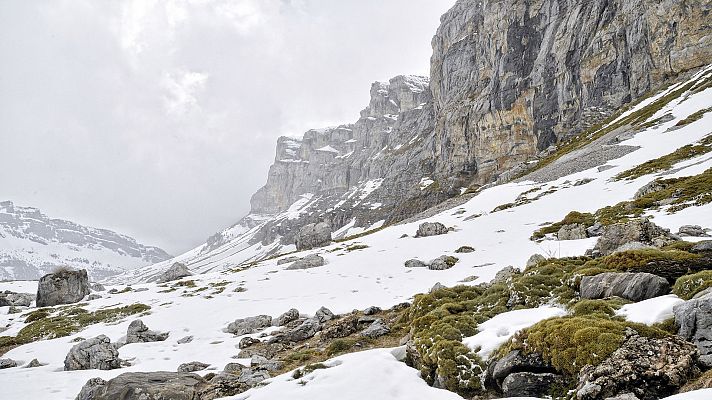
[295,222,332,251]
[490,350,552,387]
[274,308,300,326]
[674,292,712,357]
[283,318,321,342]
[126,320,169,344]
[526,254,546,268]
[360,319,390,338]
[36,268,90,307]
[580,272,669,302]
[678,225,709,237]
[285,254,325,270]
[428,255,459,270]
[576,329,699,400]
[415,222,449,237]
[502,372,564,397]
[592,218,677,256]
[157,262,192,283]
[557,223,588,240]
[314,306,335,323]
[226,315,272,335]
[76,372,209,400]
[404,259,428,268]
[64,335,121,371]
[0,290,34,307]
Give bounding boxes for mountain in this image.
[112,0,711,284]
[0,201,171,280]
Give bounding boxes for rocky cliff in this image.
[0,201,171,280]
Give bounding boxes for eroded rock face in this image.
[576,329,699,400]
[36,269,90,307]
[158,262,192,283]
[64,335,121,371]
[580,272,670,302]
[126,320,169,344]
[674,293,712,357]
[295,222,332,251]
[557,224,588,240]
[76,372,208,400]
[592,218,677,256]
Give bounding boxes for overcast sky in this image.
[0,0,454,255]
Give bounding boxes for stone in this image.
[691,241,712,253]
[126,319,169,344]
[157,262,192,283]
[274,308,300,326]
[7,305,22,314]
[295,222,332,251]
[226,315,272,335]
[235,369,270,387]
[250,355,282,371]
[315,306,335,323]
[36,268,90,307]
[502,372,564,397]
[635,180,669,199]
[285,254,325,270]
[674,293,712,356]
[557,223,588,240]
[64,335,121,371]
[224,362,246,374]
[25,359,42,368]
[86,294,102,301]
[283,318,321,342]
[428,255,459,270]
[0,290,34,307]
[276,256,300,265]
[321,315,360,340]
[678,225,710,237]
[178,361,210,373]
[580,272,670,302]
[492,266,520,284]
[612,241,655,253]
[491,350,553,386]
[430,282,447,292]
[415,222,449,237]
[363,306,381,315]
[526,254,546,268]
[404,259,428,268]
[238,337,260,349]
[177,335,194,344]
[237,342,284,359]
[592,218,677,256]
[361,319,390,338]
[75,372,209,400]
[455,245,475,253]
[0,358,17,369]
[91,283,106,292]
[576,329,699,400]
[586,222,604,237]
[202,372,249,399]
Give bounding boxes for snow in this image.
[419,177,435,190]
[615,295,684,325]
[463,306,568,359]
[660,390,712,400]
[316,145,340,154]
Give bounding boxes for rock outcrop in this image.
[126,320,169,344]
[285,254,325,270]
[0,290,33,307]
[64,335,121,371]
[415,222,449,238]
[157,262,192,283]
[226,315,273,336]
[295,222,332,250]
[76,372,209,400]
[36,268,90,307]
[580,272,670,302]
[592,218,677,256]
[674,293,712,360]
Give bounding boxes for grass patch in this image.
[531,211,595,240]
[345,244,369,252]
[292,363,329,379]
[335,225,388,243]
[675,107,712,127]
[673,270,712,300]
[616,135,712,180]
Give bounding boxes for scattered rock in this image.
[158,262,192,283]
[526,254,546,268]
[674,292,712,357]
[557,223,588,240]
[0,358,17,369]
[321,315,360,340]
[25,359,42,368]
[428,255,459,270]
[586,222,604,237]
[282,318,321,342]
[76,372,208,400]
[177,335,194,344]
[285,254,326,270]
[91,283,106,292]
[276,256,299,265]
[250,355,282,371]
[415,221,449,237]
[361,319,390,338]
[580,272,670,302]
[178,361,210,373]
[237,342,284,359]
[238,337,261,349]
[64,335,121,371]
[36,268,90,307]
[86,294,102,301]
[315,306,334,323]
[7,305,22,314]
[691,241,712,253]
[612,241,655,253]
[0,290,34,307]
[430,282,447,292]
[126,320,169,344]
[295,222,332,251]
[634,180,669,199]
[455,245,475,253]
[490,350,552,387]
[363,306,381,315]
[202,372,250,399]
[592,218,677,256]
[502,372,564,397]
[678,225,710,237]
[226,315,272,335]
[274,308,300,326]
[576,329,699,400]
[492,266,520,284]
[224,362,246,374]
[404,259,428,268]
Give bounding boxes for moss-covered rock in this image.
[673,271,712,300]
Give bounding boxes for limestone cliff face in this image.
[430,0,712,189]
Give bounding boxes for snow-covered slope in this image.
[0,201,171,281]
[2,65,711,399]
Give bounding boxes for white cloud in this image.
[162,70,209,115]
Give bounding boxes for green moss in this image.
[570,298,629,317]
[455,246,475,253]
[174,280,197,288]
[345,244,369,251]
[673,270,712,300]
[23,309,51,323]
[584,248,702,282]
[292,363,329,379]
[499,316,668,375]
[531,211,595,240]
[675,107,712,127]
[616,135,712,180]
[326,338,358,356]
[335,225,388,243]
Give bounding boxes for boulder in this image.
[276,256,300,265]
[282,318,321,342]
[502,372,565,397]
[691,241,712,253]
[428,255,459,270]
[592,218,677,256]
[224,362,246,374]
[237,342,284,359]
[226,315,272,335]
[250,355,282,371]
[490,350,553,387]
[576,329,699,400]
[321,315,360,340]
[285,254,325,270]
[126,320,169,344]
[36,268,90,307]
[612,241,655,253]
[455,245,475,253]
[557,223,588,240]
[177,335,194,344]
[0,358,17,369]
[634,180,669,199]
[315,306,335,322]
[274,308,300,326]
[91,283,106,292]
[580,272,670,302]
[360,319,390,338]
[178,361,210,373]
[526,254,546,268]
[295,222,332,251]
[0,290,34,307]
[415,222,449,237]
[363,306,381,315]
[404,259,428,268]
[64,335,121,371]
[674,292,712,356]
[76,372,209,400]
[678,225,709,237]
[492,266,521,284]
[157,263,192,283]
[586,222,604,237]
[25,359,42,368]
[238,337,261,349]
[430,282,447,292]
[201,372,250,399]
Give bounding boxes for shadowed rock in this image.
[36,268,90,307]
